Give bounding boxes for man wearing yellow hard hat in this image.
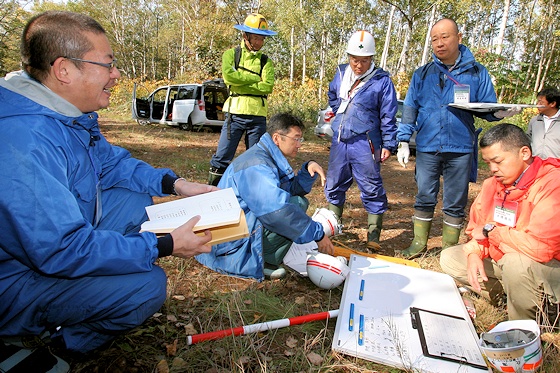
[208,13,277,186]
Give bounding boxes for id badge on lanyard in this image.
[454,84,470,103]
[493,197,518,227]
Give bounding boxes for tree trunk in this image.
[380,5,395,70]
[290,26,295,83]
[421,5,437,66]
[495,0,511,55]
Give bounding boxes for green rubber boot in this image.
[441,218,463,249]
[366,214,383,250]
[327,203,343,220]
[208,167,226,186]
[400,216,432,258]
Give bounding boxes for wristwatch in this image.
[482,223,495,238]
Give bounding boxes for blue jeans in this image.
[210,114,267,170]
[414,151,472,219]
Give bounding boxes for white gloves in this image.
[397,142,410,168]
[494,105,523,119]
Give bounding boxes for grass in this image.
[58,116,560,373]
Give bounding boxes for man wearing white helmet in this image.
[325,30,398,251]
[208,13,277,186]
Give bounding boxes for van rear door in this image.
[131,83,151,124]
[172,85,198,128]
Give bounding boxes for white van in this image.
[131,79,228,131]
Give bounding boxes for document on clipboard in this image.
[409,307,487,370]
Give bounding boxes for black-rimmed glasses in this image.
[58,56,118,71]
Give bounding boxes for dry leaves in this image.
[165,339,178,356]
[294,296,306,305]
[285,335,298,348]
[307,351,324,366]
[166,314,178,322]
[155,359,169,373]
[184,323,197,335]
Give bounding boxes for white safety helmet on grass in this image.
[346,30,375,57]
[306,253,350,289]
[312,208,342,237]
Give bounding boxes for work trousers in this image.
[210,114,266,170]
[262,196,309,266]
[440,244,560,321]
[414,151,472,218]
[3,188,168,353]
[325,135,387,215]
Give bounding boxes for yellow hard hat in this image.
[234,13,277,36]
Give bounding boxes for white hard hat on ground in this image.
[306,252,350,289]
[346,30,375,56]
[311,208,342,237]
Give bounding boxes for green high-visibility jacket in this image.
[222,42,274,117]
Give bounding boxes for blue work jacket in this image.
[0,72,172,303]
[328,64,398,152]
[397,45,498,154]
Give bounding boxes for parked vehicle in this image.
[314,100,416,153]
[132,79,228,131]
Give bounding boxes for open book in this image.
[140,188,249,245]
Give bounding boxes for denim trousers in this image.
[414,151,472,218]
[210,114,267,170]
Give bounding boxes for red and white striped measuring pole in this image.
[187,309,339,345]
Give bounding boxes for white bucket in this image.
[479,320,542,373]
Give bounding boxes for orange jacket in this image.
[465,157,560,263]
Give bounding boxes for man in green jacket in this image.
[208,13,276,186]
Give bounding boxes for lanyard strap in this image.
[434,62,464,86]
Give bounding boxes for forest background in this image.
[1,0,559,124]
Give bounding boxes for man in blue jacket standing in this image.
[396,18,519,258]
[0,11,216,370]
[197,113,334,280]
[325,30,398,251]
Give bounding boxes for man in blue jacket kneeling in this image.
[197,112,334,280]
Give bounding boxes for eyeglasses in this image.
[63,56,118,71]
[279,133,304,143]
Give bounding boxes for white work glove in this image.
[494,105,523,119]
[397,142,410,168]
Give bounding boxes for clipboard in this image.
[410,307,488,370]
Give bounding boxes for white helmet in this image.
[346,30,375,56]
[312,208,342,237]
[306,253,350,289]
